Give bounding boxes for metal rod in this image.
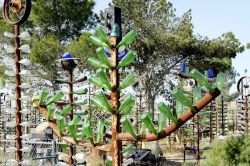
[221,96,224,135]
[196,114,200,160]
[15,24,22,165]
[110,36,122,166]
[245,96,248,134]
[68,70,75,165]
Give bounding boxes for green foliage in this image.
[30,35,62,79]
[30,0,97,41]
[112,0,244,117]
[201,135,250,166]
[65,32,98,69]
[0,65,8,86]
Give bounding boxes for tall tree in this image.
[30,0,98,42]
[112,0,244,119]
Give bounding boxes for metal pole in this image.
[110,36,122,166]
[15,24,22,165]
[221,96,224,135]
[245,96,248,134]
[68,70,75,165]
[196,114,200,160]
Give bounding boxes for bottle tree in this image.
[37,23,222,165]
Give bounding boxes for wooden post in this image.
[110,36,122,166]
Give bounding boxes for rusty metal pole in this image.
[196,113,200,160]
[15,24,23,165]
[110,36,122,166]
[245,96,248,134]
[68,70,75,165]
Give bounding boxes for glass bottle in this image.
[121,117,137,139]
[117,50,136,69]
[95,26,110,46]
[116,30,137,48]
[90,35,111,49]
[172,89,194,110]
[39,88,49,105]
[119,72,137,90]
[46,91,64,106]
[60,104,73,117]
[158,102,178,124]
[96,47,112,68]
[88,57,109,69]
[141,112,158,136]
[97,70,112,90]
[117,95,135,114]
[96,119,105,143]
[91,92,112,113]
[215,72,225,90]
[190,69,213,92]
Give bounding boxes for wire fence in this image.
[0,139,57,166]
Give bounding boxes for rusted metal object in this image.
[110,36,122,166]
[68,70,75,165]
[15,24,22,164]
[117,88,221,141]
[237,76,250,134]
[39,106,112,152]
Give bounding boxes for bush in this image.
[201,135,250,166]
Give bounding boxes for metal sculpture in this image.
[237,76,250,133]
[37,6,221,166]
[3,0,32,164]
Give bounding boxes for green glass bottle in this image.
[56,115,65,136]
[121,117,137,139]
[185,66,190,74]
[83,119,94,145]
[96,119,105,143]
[158,112,166,131]
[141,112,158,136]
[38,89,49,105]
[116,30,137,48]
[91,92,112,113]
[215,72,225,90]
[172,89,194,110]
[96,70,112,90]
[176,100,185,116]
[68,121,77,142]
[119,72,137,90]
[60,104,73,117]
[89,76,104,88]
[96,47,111,68]
[122,144,135,153]
[104,119,112,127]
[117,95,135,114]
[72,115,81,126]
[190,69,213,92]
[193,87,202,103]
[95,26,110,46]
[158,102,178,125]
[119,106,133,115]
[46,91,64,106]
[90,35,111,49]
[87,57,109,69]
[117,51,136,69]
[73,87,88,95]
[47,104,56,120]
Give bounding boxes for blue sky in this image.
[94,0,250,93]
